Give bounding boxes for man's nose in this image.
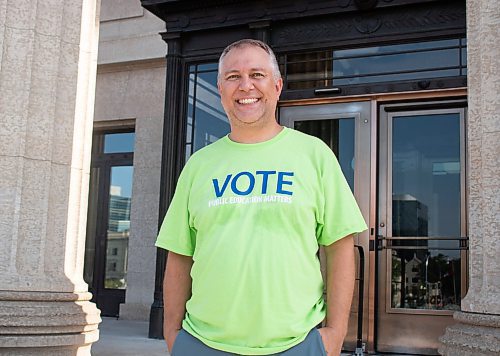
[238,76,254,91]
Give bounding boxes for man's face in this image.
[218,45,283,129]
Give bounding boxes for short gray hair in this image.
[217,39,282,83]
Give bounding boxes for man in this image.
[156,39,367,355]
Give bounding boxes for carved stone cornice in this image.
[142,0,444,33]
[271,2,465,49]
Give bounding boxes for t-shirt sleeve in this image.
[155,164,196,256]
[316,148,368,246]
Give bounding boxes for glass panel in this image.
[105,166,133,290]
[333,39,460,59]
[391,248,461,311]
[390,112,461,310]
[198,62,219,71]
[104,132,135,153]
[186,64,230,160]
[187,72,195,146]
[286,51,332,90]
[83,166,101,287]
[333,48,460,77]
[392,113,461,238]
[333,69,460,86]
[294,118,355,192]
[284,38,467,90]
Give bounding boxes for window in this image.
[185,63,230,161]
[282,38,467,90]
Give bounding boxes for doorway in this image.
[280,101,373,351]
[84,130,135,317]
[376,102,467,354]
[279,99,467,354]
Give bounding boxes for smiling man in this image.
[156,39,367,355]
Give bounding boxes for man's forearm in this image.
[163,252,193,337]
[319,234,356,354]
[325,234,355,335]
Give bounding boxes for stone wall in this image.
[0,0,102,354]
[93,61,166,320]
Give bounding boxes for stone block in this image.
[35,0,64,37]
[130,192,161,239]
[0,291,101,354]
[44,163,72,278]
[439,311,500,355]
[23,35,62,161]
[119,302,152,321]
[131,167,161,196]
[0,156,22,273]
[123,271,155,306]
[94,71,130,120]
[127,245,157,275]
[4,0,36,30]
[15,159,53,276]
[60,0,83,45]
[94,66,166,122]
[100,0,144,22]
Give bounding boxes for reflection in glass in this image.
[104,132,135,153]
[294,118,355,192]
[391,249,461,311]
[105,166,133,290]
[390,113,461,310]
[284,38,467,90]
[186,64,230,160]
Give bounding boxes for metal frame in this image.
[282,39,467,87]
[279,101,373,352]
[86,129,135,317]
[384,103,467,315]
[379,103,467,316]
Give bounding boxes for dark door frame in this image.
[85,130,134,317]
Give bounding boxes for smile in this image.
[237,98,260,104]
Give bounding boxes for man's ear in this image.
[217,82,222,95]
[275,77,283,97]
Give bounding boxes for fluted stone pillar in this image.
[439,0,500,355]
[0,0,101,354]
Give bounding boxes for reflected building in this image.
[391,195,429,309]
[392,194,428,238]
[105,186,131,289]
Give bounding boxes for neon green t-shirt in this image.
[156,127,367,355]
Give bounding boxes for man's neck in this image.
[228,123,284,144]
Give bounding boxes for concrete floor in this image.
[91,317,169,356]
[91,317,374,355]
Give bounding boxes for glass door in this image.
[84,131,134,317]
[377,103,467,354]
[280,101,372,352]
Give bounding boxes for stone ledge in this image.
[0,294,101,353]
[439,311,500,355]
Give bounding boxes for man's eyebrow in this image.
[223,67,267,76]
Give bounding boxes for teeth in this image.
[238,98,258,104]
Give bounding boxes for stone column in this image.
[439,0,500,355]
[0,0,101,355]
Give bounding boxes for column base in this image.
[0,291,101,355]
[439,311,500,355]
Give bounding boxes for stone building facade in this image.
[0,0,498,355]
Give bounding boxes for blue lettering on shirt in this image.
[212,171,294,198]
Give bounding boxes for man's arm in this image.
[163,251,193,352]
[318,234,356,355]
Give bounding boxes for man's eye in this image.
[252,73,265,78]
[226,75,239,80]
